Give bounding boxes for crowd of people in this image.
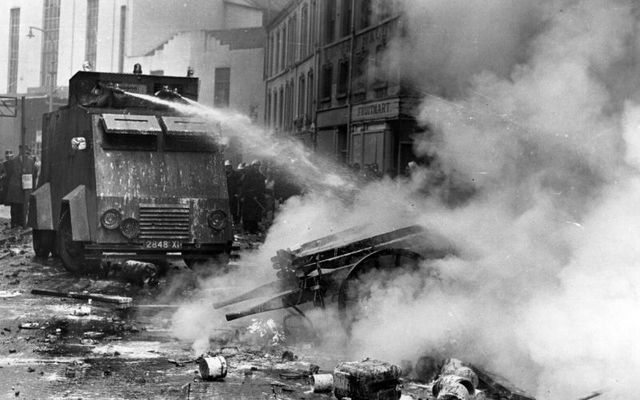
[225,159,301,235]
[0,146,39,228]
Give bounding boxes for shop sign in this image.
[352,98,399,121]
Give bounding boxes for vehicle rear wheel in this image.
[338,249,424,331]
[33,230,56,258]
[57,209,99,274]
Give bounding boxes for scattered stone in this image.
[19,322,39,330]
[83,331,104,339]
[73,305,92,316]
[9,248,24,256]
[65,367,76,378]
[414,355,440,383]
[9,349,16,354]
[8,279,20,285]
[281,350,296,361]
[27,367,35,373]
[220,346,239,356]
[168,359,185,367]
[333,358,402,400]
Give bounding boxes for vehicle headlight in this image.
[207,210,228,231]
[100,209,122,230]
[120,218,140,239]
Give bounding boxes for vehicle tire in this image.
[337,249,424,331]
[33,230,56,258]
[57,209,99,274]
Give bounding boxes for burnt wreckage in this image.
[216,225,454,325]
[29,70,233,272]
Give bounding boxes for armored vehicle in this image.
[29,70,233,272]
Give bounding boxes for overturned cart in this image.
[216,225,454,325]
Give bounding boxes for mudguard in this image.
[62,185,91,241]
[29,183,54,230]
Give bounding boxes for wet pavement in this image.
[0,214,347,399]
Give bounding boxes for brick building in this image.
[265,0,423,176]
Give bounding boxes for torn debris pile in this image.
[333,358,402,400]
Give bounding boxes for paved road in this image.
[0,223,346,400]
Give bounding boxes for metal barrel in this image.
[198,356,227,380]
[433,375,474,400]
[311,374,333,393]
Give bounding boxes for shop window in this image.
[307,70,314,117]
[351,132,363,166]
[337,60,349,98]
[379,0,394,20]
[281,26,287,70]
[321,64,333,101]
[325,0,336,43]
[275,31,281,72]
[341,0,352,37]
[301,6,308,57]
[359,0,372,30]
[374,45,387,84]
[298,75,306,121]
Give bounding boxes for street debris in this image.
[18,322,40,330]
[245,318,286,345]
[0,290,22,298]
[31,288,133,306]
[197,355,228,380]
[72,304,92,316]
[117,260,160,287]
[311,373,334,393]
[333,358,402,400]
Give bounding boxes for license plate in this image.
[143,240,182,249]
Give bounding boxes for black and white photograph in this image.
[0,0,638,399]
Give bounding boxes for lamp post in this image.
[26,26,56,112]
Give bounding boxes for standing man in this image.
[240,160,266,234]
[0,150,14,205]
[4,146,37,228]
[224,160,241,227]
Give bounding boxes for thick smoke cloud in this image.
[343,0,640,399]
[166,1,640,399]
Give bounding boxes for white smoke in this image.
[162,1,640,398]
[337,1,640,399]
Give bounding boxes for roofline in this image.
[266,0,299,30]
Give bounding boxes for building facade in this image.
[265,0,422,176]
[264,0,320,147]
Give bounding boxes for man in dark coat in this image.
[224,160,241,226]
[4,146,37,228]
[240,160,266,234]
[0,150,14,205]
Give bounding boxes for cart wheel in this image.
[57,209,99,273]
[33,230,56,258]
[338,248,423,331]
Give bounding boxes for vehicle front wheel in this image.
[33,230,56,258]
[57,209,99,274]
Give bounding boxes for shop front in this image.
[349,97,425,177]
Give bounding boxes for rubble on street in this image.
[0,213,540,399]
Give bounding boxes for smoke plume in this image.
[164,1,640,398]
